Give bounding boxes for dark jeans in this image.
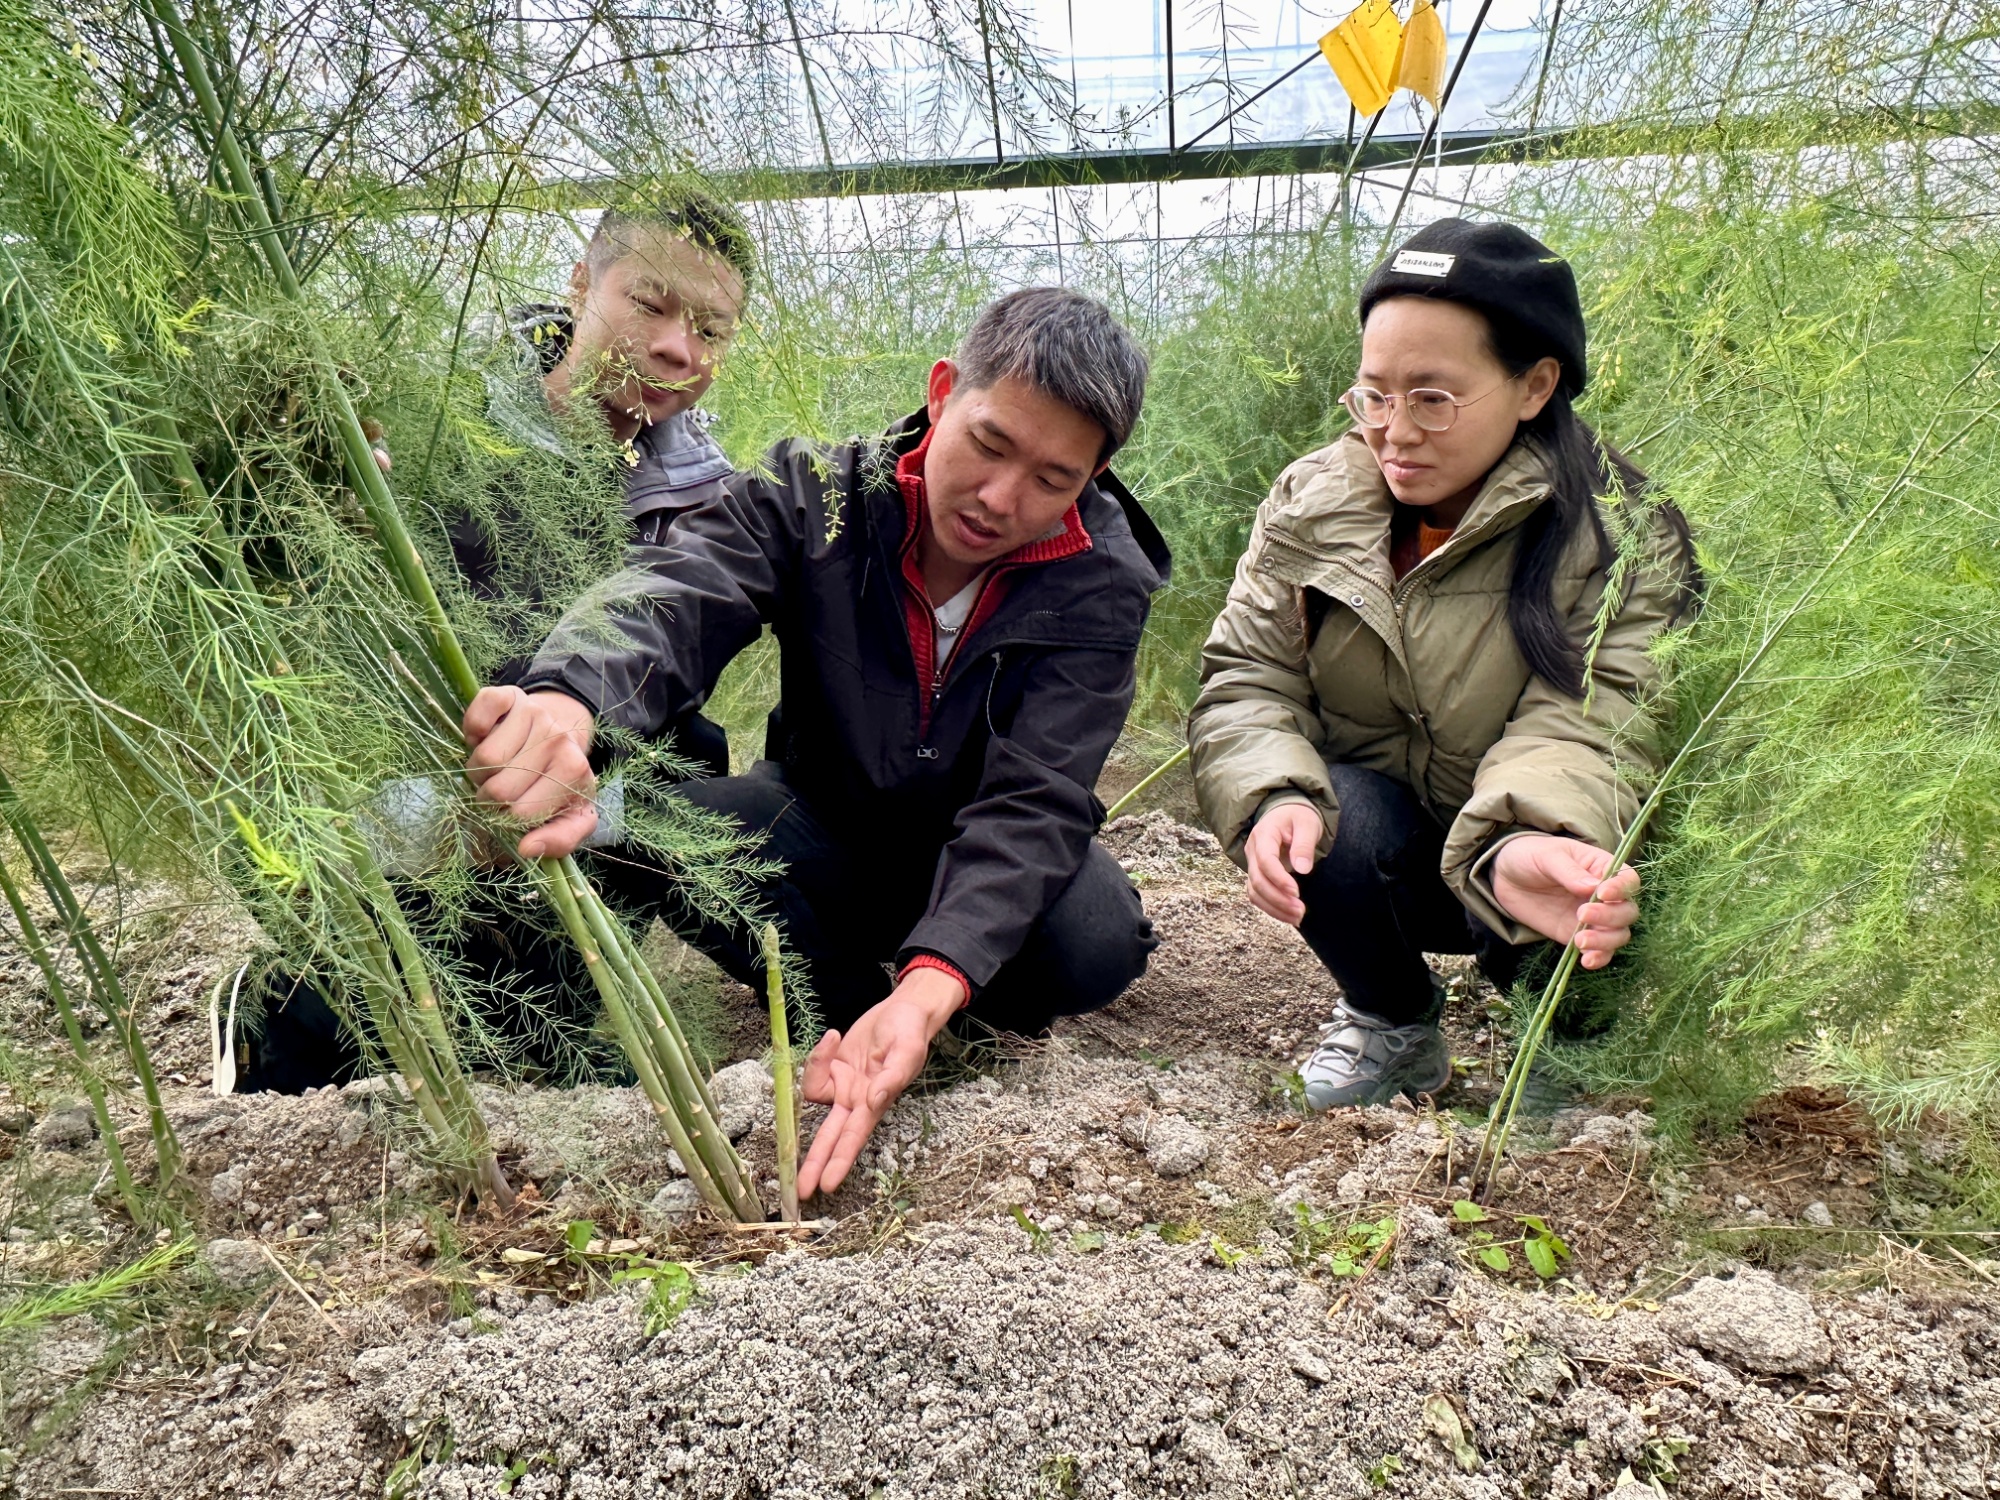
[239,876,616,1093]
[1294,763,1539,1027]
[608,762,1157,1036]
[242,761,1154,1091]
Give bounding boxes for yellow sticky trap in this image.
[1319,0,1405,118]
[1398,0,1447,107]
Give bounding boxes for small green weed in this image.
[1451,1200,1573,1279]
[386,1416,455,1500]
[868,1168,916,1248]
[1008,1204,1052,1253]
[1422,1392,1482,1473]
[610,1261,697,1336]
[1037,1452,1082,1498]
[494,1450,555,1493]
[1268,1068,1309,1114]
[1367,1453,1405,1487]
[1290,1205,1397,1276]
[1638,1434,1691,1484]
[1208,1234,1249,1268]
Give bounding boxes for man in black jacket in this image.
[464,287,1169,1196]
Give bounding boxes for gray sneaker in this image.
[1301,1001,1453,1110]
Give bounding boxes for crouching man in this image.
[463,288,1171,1197]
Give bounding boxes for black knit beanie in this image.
[1357,219,1588,397]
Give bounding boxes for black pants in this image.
[607,762,1158,1036]
[1294,763,1538,1026]
[242,762,1154,1090]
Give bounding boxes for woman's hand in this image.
[1243,802,1325,926]
[1490,834,1639,969]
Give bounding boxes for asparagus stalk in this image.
[0,848,146,1220]
[540,867,748,1218]
[763,923,800,1222]
[0,767,181,1192]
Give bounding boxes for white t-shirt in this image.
[933,573,987,675]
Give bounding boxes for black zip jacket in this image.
[518,409,1172,989]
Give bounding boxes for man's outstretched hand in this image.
[1491,833,1640,970]
[796,967,965,1199]
[462,686,599,859]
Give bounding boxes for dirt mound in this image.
[27,1190,1998,1498]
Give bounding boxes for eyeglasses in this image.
[1340,377,1514,433]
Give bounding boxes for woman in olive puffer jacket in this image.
[1188,219,1698,1111]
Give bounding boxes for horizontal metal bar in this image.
[714,129,1533,198]
[385,102,2000,215]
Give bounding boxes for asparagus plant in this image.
[0,0,518,1204]
[139,0,763,1219]
[1472,345,2000,1198]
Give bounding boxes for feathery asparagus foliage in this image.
[0,1238,194,1335]
[1486,4,2000,1168]
[5,0,1070,1220]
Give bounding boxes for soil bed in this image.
[2,815,1995,1498]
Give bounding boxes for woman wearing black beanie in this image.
[1188,219,1698,1109]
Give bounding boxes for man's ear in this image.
[568,259,592,310]
[925,359,958,425]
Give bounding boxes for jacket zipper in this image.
[916,570,1006,756]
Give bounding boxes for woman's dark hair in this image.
[1481,311,1700,698]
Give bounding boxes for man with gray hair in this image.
[462,287,1170,1196]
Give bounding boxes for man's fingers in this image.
[517,802,599,860]
[800,1031,843,1103]
[867,1035,929,1113]
[465,693,533,782]
[462,686,525,750]
[489,744,596,826]
[797,1102,850,1199]
[810,1095,888,1196]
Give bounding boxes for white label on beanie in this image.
[1392,250,1455,277]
